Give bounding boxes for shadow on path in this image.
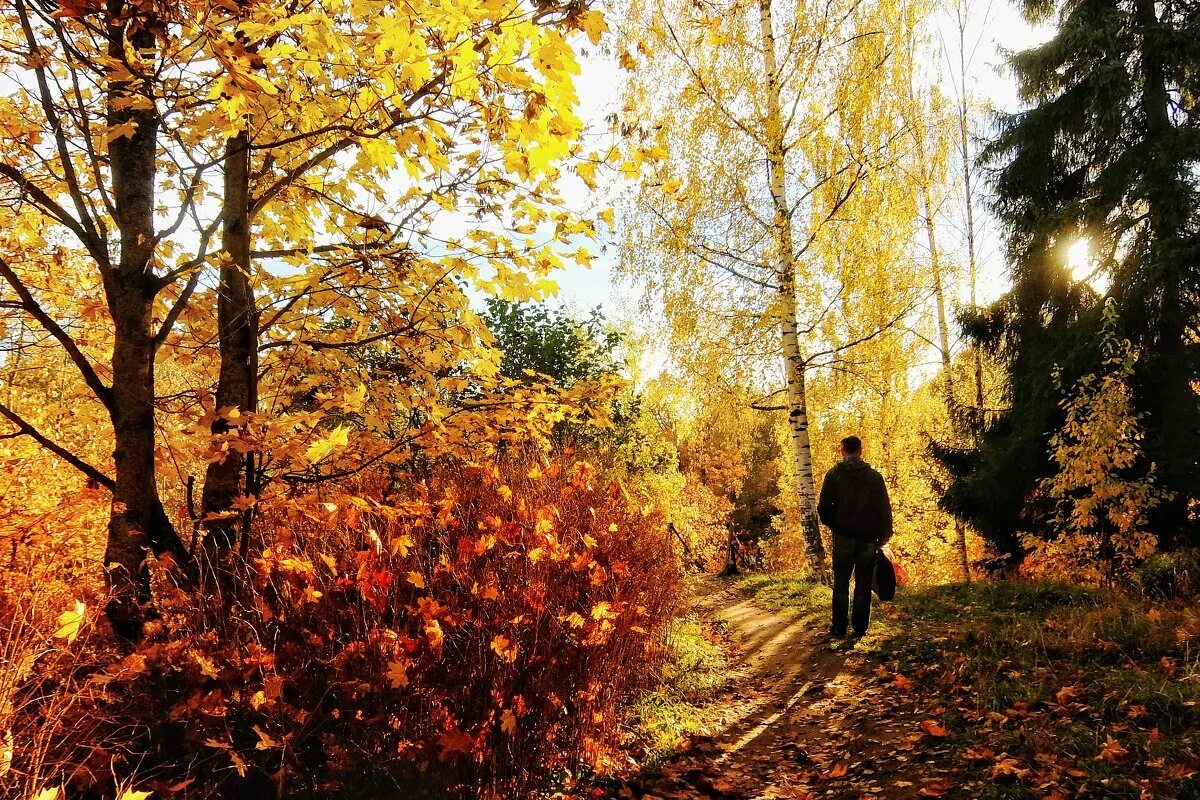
[604,575,945,800]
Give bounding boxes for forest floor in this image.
[576,573,1200,800]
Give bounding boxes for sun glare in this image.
[1066,237,1092,282]
[1065,236,1111,293]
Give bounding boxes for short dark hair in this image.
[841,435,862,455]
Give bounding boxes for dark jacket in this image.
[817,457,893,543]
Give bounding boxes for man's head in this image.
[840,435,863,459]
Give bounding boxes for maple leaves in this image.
[920,719,948,738]
[21,451,678,796]
[53,601,87,644]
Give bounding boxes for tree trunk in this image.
[102,9,184,637]
[200,130,258,583]
[919,181,971,584]
[953,5,985,436]
[757,0,826,577]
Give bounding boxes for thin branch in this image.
[0,256,113,410]
[13,0,105,257]
[0,400,114,489]
[0,163,108,268]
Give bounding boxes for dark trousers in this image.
[831,534,877,635]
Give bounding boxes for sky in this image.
[547,1,1054,326]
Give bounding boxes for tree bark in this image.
[102,7,184,638]
[757,0,826,577]
[200,130,258,582]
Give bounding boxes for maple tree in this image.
[0,0,610,631]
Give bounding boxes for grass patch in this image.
[734,571,830,616]
[891,579,1099,623]
[734,572,1200,797]
[626,614,734,762]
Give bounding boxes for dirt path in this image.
[616,576,957,800]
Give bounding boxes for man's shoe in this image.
[822,629,846,642]
[850,630,867,641]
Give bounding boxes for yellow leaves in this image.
[642,145,669,162]
[501,708,518,735]
[386,660,410,688]
[374,14,413,59]
[533,30,579,78]
[1098,735,1130,763]
[591,601,613,621]
[989,755,1031,781]
[305,424,351,464]
[32,789,61,800]
[491,634,519,662]
[193,652,220,679]
[572,247,595,268]
[576,160,600,189]
[1054,685,1079,705]
[252,726,279,750]
[580,10,608,45]
[562,612,586,629]
[662,178,683,195]
[391,533,414,557]
[406,571,425,589]
[118,791,152,800]
[203,739,247,776]
[106,120,138,143]
[425,619,444,650]
[54,600,86,643]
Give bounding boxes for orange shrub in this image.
[10,452,680,799]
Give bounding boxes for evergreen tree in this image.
[938,0,1200,563]
[481,300,620,387]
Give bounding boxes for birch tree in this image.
[618,0,929,574]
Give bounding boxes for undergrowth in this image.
[626,614,733,765]
[875,581,1200,799]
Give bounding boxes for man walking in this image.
[817,435,893,640]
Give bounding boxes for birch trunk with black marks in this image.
[758,0,826,576]
[953,4,984,434]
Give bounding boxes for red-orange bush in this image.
[11,452,680,799]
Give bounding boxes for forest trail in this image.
[616,576,958,800]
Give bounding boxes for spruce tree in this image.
[938,0,1200,562]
